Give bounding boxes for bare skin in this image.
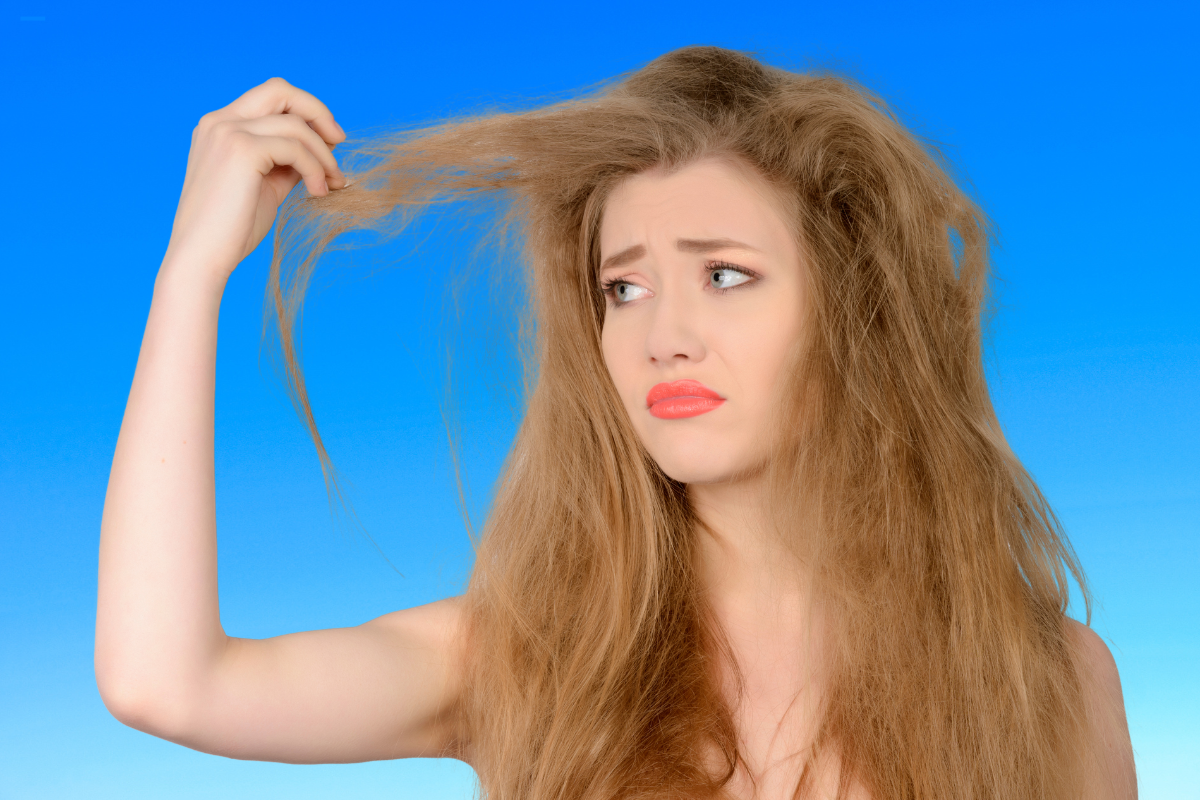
[96,78,465,762]
[97,80,1136,798]
[598,158,828,795]
[598,157,1136,800]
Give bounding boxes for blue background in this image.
[2,1,1196,798]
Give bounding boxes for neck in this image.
[689,475,810,608]
[688,474,829,764]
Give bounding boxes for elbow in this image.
[94,655,196,739]
[96,672,153,730]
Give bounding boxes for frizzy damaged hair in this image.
[268,47,1093,799]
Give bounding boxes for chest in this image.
[714,608,868,800]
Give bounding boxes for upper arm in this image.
[1065,618,1137,800]
[139,596,470,764]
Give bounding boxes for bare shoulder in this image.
[361,595,472,760]
[1065,618,1119,689]
[365,595,469,673]
[368,594,466,634]
[1063,617,1138,800]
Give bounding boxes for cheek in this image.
[602,319,658,440]
[721,299,803,402]
[601,323,638,405]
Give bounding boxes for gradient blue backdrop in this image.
[2,2,1196,798]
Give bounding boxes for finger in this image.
[225,77,346,146]
[240,114,347,189]
[256,135,330,196]
[263,164,305,207]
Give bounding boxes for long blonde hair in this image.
[270,46,1091,800]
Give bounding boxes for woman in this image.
[95,47,1136,799]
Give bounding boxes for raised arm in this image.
[96,79,467,763]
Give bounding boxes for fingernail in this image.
[334,120,346,137]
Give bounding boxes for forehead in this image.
[599,157,795,256]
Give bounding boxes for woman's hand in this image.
[164,77,348,279]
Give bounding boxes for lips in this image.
[646,380,726,419]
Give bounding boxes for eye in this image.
[707,263,755,292]
[602,278,652,306]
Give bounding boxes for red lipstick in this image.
[646,380,725,419]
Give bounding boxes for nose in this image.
[645,285,706,365]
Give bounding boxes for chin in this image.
[645,441,753,485]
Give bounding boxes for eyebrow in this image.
[599,244,646,273]
[676,237,761,254]
[599,238,760,272]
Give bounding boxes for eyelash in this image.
[600,261,759,302]
[707,261,759,294]
[599,275,625,297]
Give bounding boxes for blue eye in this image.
[603,279,651,305]
[709,266,753,290]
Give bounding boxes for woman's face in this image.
[599,157,806,485]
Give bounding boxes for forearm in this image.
[90,81,430,760]
[96,257,230,730]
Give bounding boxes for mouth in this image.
[646,380,726,419]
